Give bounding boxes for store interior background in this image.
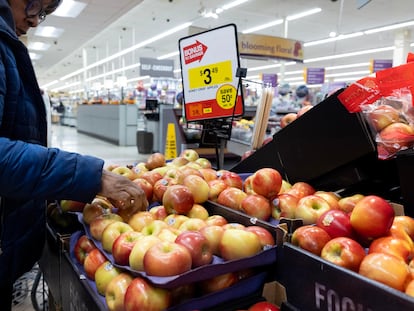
[23,0,414,159]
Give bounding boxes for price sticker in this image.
[216,84,237,109]
[188,60,233,89]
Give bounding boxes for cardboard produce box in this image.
[276,243,414,311]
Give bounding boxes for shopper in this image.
[0,0,148,309]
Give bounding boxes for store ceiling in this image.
[27,0,414,92]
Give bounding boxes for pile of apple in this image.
[290,194,414,297]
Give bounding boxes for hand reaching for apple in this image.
[99,169,149,216]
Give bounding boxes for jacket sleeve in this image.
[0,137,104,202]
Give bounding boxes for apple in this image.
[73,234,96,265]
[182,174,210,204]
[219,228,262,260]
[145,152,166,170]
[185,161,202,170]
[178,166,203,182]
[106,164,120,172]
[223,222,246,230]
[141,219,168,236]
[286,181,315,199]
[359,252,411,291]
[83,248,107,280]
[316,209,355,239]
[248,301,280,311]
[199,225,225,255]
[163,167,185,181]
[101,221,134,253]
[60,199,86,212]
[291,225,332,256]
[139,170,163,186]
[243,175,256,195]
[128,235,161,271]
[321,237,366,272]
[153,177,178,202]
[186,203,209,220]
[157,227,180,243]
[217,187,248,211]
[296,105,313,117]
[350,195,395,240]
[131,162,148,177]
[105,273,133,311]
[180,148,199,162]
[149,205,168,220]
[392,215,414,240]
[405,279,414,297]
[112,231,142,266]
[112,166,137,181]
[217,170,244,189]
[295,195,332,225]
[280,112,297,128]
[199,272,239,294]
[198,167,217,182]
[314,191,341,210]
[90,213,124,241]
[337,194,365,214]
[379,122,414,153]
[368,236,413,263]
[367,104,401,131]
[127,211,155,232]
[143,241,192,276]
[208,179,229,201]
[278,179,292,194]
[164,214,190,229]
[175,230,213,267]
[162,184,195,215]
[82,199,112,224]
[170,156,189,167]
[271,193,299,219]
[94,261,122,295]
[205,214,228,226]
[132,178,153,203]
[244,225,275,248]
[178,218,207,232]
[240,194,272,221]
[124,277,171,311]
[196,157,213,169]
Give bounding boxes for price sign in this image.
[179,24,244,122]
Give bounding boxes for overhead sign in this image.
[238,33,304,62]
[140,57,174,78]
[370,59,393,73]
[179,24,244,122]
[305,67,325,84]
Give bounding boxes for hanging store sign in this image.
[238,33,304,62]
[179,24,244,122]
[370,59,393,73]
[140,57,174,78]
[305,67,325,85]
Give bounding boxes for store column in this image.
[393,29,411,66]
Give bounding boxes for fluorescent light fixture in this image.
[158,51,179,60]
[221,0,249,11]
[28,41,51,51]
[364,20,414,34]
[51,81,80,92]
[333,76,366,82]
[248,62,296,72]
[286,8,321,21]
[325,70,370,78]
[34,26,64,38]
[85,63,141,82]
[304,46,394,63]
[127,75,150,84]
[29,52,42,60]
[325,62,370,70]
[52,0,87,18]
[41,80,59,89]
[304,32,363,47]
[242,19,283,34]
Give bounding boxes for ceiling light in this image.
[29,52,42,60]
[242,19,283,34]
[304,46,394,63]
[325,70,370,78]
[364,20,414,34]
[329,32,337,38]
[304,32,363,47]
[220,0,249,10]
[34,26,64,38]
[52,0,87,18]
[158,51,179,60]
[286,8,322,21]
[28,41,50,51]
[325,62,370,70]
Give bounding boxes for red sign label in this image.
[183,40,208,65]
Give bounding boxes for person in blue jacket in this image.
[0,1,148,308]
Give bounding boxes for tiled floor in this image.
[12,124,149,311]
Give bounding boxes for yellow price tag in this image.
[188,60,233,89]
[216,84,237,109]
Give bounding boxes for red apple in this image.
[217,170,244,189]
[153,177,178,203]
[112,166,137,181]
[291,225,332,256]
[248,301,280,311]
[73,234,96,265]
[278,179,292,194]
[199,225,225,255]
[250,168,282,199]
[83,248,107,280]
[149,205,168,220]
[350,195,395,240]
[243,174,256,195]
[205,214,228,227]
[286,181,315,199]
[367,104,401,131]
[295,195,332,225]
[94,261,122,295]
[124,277,171,311]
[337,194,365,214]
[105,273,133,311]
[183,174,210,204]
[186,203,209,220]
[127,211,155,232]
[405,279,414,297]
[379,122,414,153]
[244,225,275,248]
[392,215,414,240]
[101,221,134,253]
[143,241,192,276]
[89,213,124,241]
[178,166,203,182]
[128,235,161,271]
[180,148,199,162]
[112,231,142,266]
[162,184,195,215]
[280,112,297,128]
[199,272,239,294]
[60,199,86,212]
[359,252,411,291]
[145,152,166,170]
[164,167,185,181]
[316,209,355,239]
[368,236,413,263]
[321,237,366,272]
[217,187,248,211]
[198,167,217,182]
[219,228,262,261]
[175,230,213,267]
[82,199,112,225]
[208,179,229,201]
[140,170,163,186]
[271,193,299,219]
[314,191,341,210]
[240,194,272,221]
[132,178,153,203]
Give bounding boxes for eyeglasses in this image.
[25,0,47,23]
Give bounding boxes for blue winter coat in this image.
[0,0,104,286]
